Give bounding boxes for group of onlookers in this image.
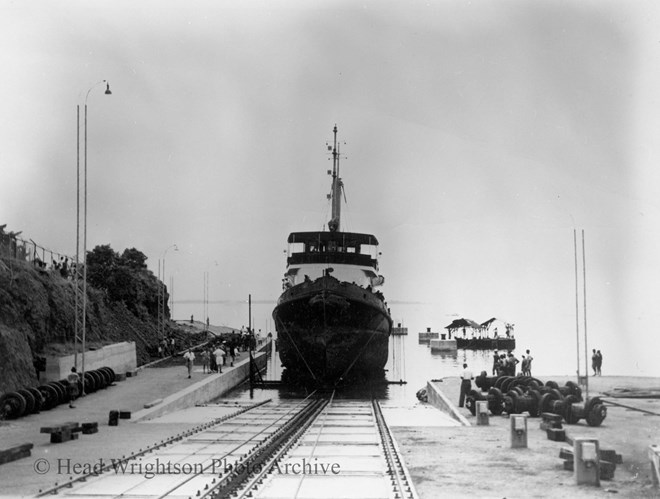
[181,339,241,378]
[492,349,534,377]
[460,348,535,407]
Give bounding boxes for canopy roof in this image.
[445,318,483,330]
[287,231,379,247]
[481,317,498,328]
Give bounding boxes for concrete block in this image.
[510,414,528,449]
[573,438,600,486]
[108,410,119,426]
[540,413,563,431]
[81,422,98,435]
[475,401,489,426]
[50,429,79,444]
[119,411,131,419]
[599,460,616,481]
[114,373,127,382]
[125,370,138,378]
[547,428,566,442]
[565,459,616,480]
[600,449,623,465]
[0,443,33,465]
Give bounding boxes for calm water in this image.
[218,334,506,406]
[183,301,658,379]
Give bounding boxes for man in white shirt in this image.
[459,363,474,408]
[183,349,195,379]
[212,346,225,374]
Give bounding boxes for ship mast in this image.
[328,125,343,232]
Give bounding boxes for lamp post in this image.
[74,80,112,395]
[159,244,178,341]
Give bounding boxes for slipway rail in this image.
[37,397,417,499]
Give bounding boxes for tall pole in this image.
[162,257,166,337]
[80,80,112,396]
[574,230,580,382]
[582,230,589,399]
[170,275,174,320]
[157,258,162,339]
[74,105,80,370]
[82,101,88,393]
[159,244,177,338]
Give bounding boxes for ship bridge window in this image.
[359,244,378,258]
[290,242,305,254]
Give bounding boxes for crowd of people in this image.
[459,347,605,407]
[180,328,271,379]
[491,349,533,377]
[459,348,534,408]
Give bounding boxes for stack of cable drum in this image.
[0,367,116,420]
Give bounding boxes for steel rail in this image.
[35,398,272,497]
[281,390,337,499]
[602,398,660,417]
[202,397,329,498]
[372,399,418,499]
[156,392,320,499]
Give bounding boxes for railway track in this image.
[37,396,417,499]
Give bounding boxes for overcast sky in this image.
[2,0,659,375]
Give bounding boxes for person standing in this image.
[596,350,603,375]
[183,349,195,379]
[200,350,210,373]
[492,350,499,376]
[591,349,598,376]
[67,367,80,408]
[524,349,533,376]
[213,345,225,374]
[229,343,236,367]
[458,363,474,408]
[209,347,218,373]
[507,352,519,376]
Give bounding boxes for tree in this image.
[85,244,162,319]
[86,245,119,290]
[120,248,148,269]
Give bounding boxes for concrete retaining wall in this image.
[426,380,470,426]
[132,352,268,422]
[43,342,137,382]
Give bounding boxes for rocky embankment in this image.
[0,257,178,395]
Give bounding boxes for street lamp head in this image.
[105,82,112,95]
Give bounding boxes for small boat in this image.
[272,126,392,386]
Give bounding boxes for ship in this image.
[272,126,392,386]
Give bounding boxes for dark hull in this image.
[455,338,516,350]
[272,276,391,384]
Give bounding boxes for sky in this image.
[1,0,659,376]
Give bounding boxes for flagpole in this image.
[574,230,580,383]
[582,229,589,399]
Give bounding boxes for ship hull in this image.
[272,276,391,384]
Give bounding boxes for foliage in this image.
[85,244,167,318]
